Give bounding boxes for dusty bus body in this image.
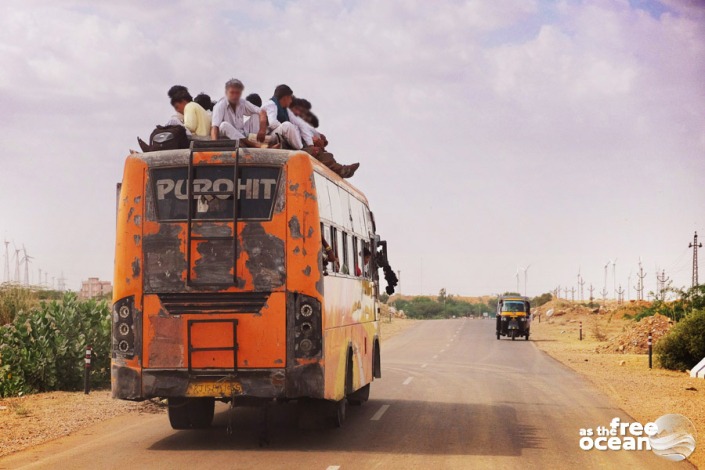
[112,143,386,428]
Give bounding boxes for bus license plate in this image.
[186,381,243,397]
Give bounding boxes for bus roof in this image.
[129,148,369,205]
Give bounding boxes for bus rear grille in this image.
[158,292,271,314]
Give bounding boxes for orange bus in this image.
[112,141,394,428]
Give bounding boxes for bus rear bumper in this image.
[112,363,324,400]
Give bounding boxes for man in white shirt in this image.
[210,79,263,143]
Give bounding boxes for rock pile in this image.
[597,314,673,354]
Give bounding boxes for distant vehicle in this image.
[111,141,393,429]
[496,295,531,341]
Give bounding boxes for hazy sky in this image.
[1,0,704,297]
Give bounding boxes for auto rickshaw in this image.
[496,295,530,340]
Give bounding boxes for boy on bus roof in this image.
[171,89,212,138]
[246,93,262,107]
[259,85,359,178]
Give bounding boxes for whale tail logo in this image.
[649,414,697,461]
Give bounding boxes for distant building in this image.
[80,277,112,299]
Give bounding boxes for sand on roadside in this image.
[531,301,704,469]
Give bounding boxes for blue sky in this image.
[0,0,703,297]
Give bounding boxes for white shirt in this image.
[212,97,260,134]
[261,100,314,146]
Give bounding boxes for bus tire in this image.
[330,399,346,428]
[347,383,370,406]
[372,339,382,379]
[168,398,192,430]
[189,397,215,428]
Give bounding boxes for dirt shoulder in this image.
[0,390,164,457]
[531,301,703,469]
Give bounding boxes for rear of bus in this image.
[111,144,379,428]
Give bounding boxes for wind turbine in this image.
[3,240,9,283]
[515,267,520,294]
[22,246,33,286]
[521,264,532,297]
[13,246,21,283]
[603,260,611,293]
[611,258,618,300]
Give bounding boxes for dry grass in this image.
[531,305,704,469]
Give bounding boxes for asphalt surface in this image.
[0,319,691,469]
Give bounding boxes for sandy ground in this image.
[531,304,704,469]
[0,391,165,457]
[0,316,417,458]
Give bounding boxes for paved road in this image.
[0,319,690,469]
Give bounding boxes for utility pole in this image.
[58,272,66,292]
[636,260,647,301]
[515,268,520,294]
[563,287,569,299]
[397,270,401,296]
[571,287,576,302]
[617,285,625,304]
[657,269,669,301]
[579,277,586,302]
[600,287,608,305]
[627,272,632,302]
[690,231,702,287]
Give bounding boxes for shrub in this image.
[0,292,111,397]
[656,309,705,371]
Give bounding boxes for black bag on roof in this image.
[137,125,189,152]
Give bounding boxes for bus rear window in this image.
[152,166,281,221]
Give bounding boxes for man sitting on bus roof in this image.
[210,79,273,147]
[259,86,359,178]
[170,89,211,138]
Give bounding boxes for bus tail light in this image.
[294,295,321,358]
[112,296,135,358]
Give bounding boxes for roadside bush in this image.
[0,292,111,397]
[656,309,705,371]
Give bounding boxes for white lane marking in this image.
[326,467,340,470]
[432,355,438,359]
[421,363,428,368]
[403,376,414,385]
[371,404,390,421]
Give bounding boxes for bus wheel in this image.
[347,383,370,406]
[189,398,215,428]
[168,398,192,430]
[330,399,347,428]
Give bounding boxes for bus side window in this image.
[362,241,371,278]
[330,226,339,273]
[341,232,349,275]
[352,237,360,277]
